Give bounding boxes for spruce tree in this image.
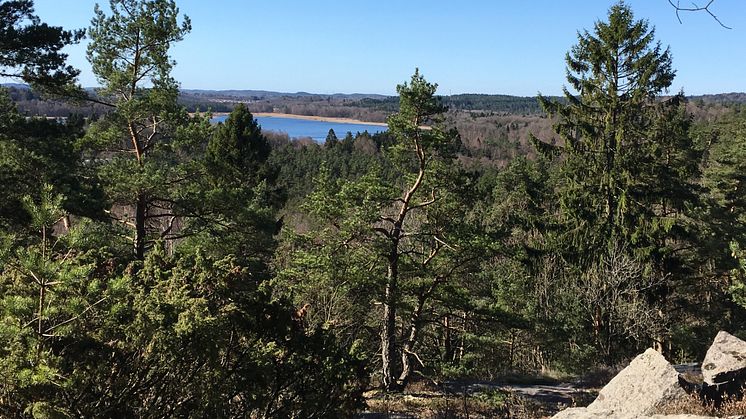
[538,2,677,255]
[535,2,702,357]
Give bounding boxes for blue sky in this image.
[29,0,746,96]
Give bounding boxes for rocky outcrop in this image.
[553,331,746,418]
[588,349,688,415]
[552,407,612,418]
[703,331,746,385]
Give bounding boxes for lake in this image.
[211,114,388,142]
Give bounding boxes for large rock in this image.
[587,348,688,415]
[700,331,746,405]
[552,349,688,418]
[702,331,746,386]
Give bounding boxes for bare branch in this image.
[45,297,108,334]
[667,0,731,29]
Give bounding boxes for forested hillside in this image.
[1,0,745,417]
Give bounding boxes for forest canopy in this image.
[0,0,744,417]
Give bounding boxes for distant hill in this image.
[180,89,389,101]
[4,83,746,121]
[1,83,29,90]
[688,92,746,105]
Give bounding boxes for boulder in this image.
[552,408,721,419]
[551,407,615,418]
[700,331,746,405]
[587,348,688,416]
[702,331,746,386]
[552,349,688,418]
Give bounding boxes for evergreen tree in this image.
[276,70,480,391]
[0,0,84,89]
[84,0,193,260]
[183,104,278,267]
[538,1,677,255]
[702,112,746,309]
[324,128,338,148]
[535,2,703,358]
[0,90,105,233]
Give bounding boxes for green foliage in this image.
[87,0,191,97]
[3,1,746,414]
[267,130,394,213]
[21,184,64,233]
[0,89,105,234]
[84,0,199,259]
[702,111,746,310]
[0,232,367,416]
[0,0,84,89]
[525,2,719,365]
[1,1,370,415]
[539,2,684,259]
[205,104,272,187]
[276,70,490,391]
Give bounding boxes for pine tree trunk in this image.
[381,258,399,391]
[398,288,428,388]
[443,315,453,362]
[134,193,147,260]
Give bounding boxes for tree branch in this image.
[667,0,731,29]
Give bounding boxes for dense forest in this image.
[1,0,746,417]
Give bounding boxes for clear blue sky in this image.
[29,0,746,96]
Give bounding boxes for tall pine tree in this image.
[84,0,192,259]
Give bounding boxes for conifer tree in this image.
[84,0,192,259]
[535,2,702,356]
[538,2,677,255]
[0,0,84,89]
[277,70,481,391]
[703,113,746,309]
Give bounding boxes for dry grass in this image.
[361,389,548,419]
[656,393,746,416]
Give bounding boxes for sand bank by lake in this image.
[252,112,387,126]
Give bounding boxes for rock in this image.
[587,348,689,416]
[551,407,615,418]
[702,331,746,386]
[553,349,688,418]
[700,331,746,406]
[552,408,721,419]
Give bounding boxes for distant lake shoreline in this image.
[209,112,388,142]
[254,112,387,127]
[200,111,387,126]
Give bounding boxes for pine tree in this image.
[84,0,192,259]
[0,0,84,89]
[276,70,480,391]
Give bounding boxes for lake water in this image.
[211,114,388,142]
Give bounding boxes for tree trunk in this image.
[397,286,429,388]
[443,315,453,362]
[381,258,399,391]
[134,193,147,260]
